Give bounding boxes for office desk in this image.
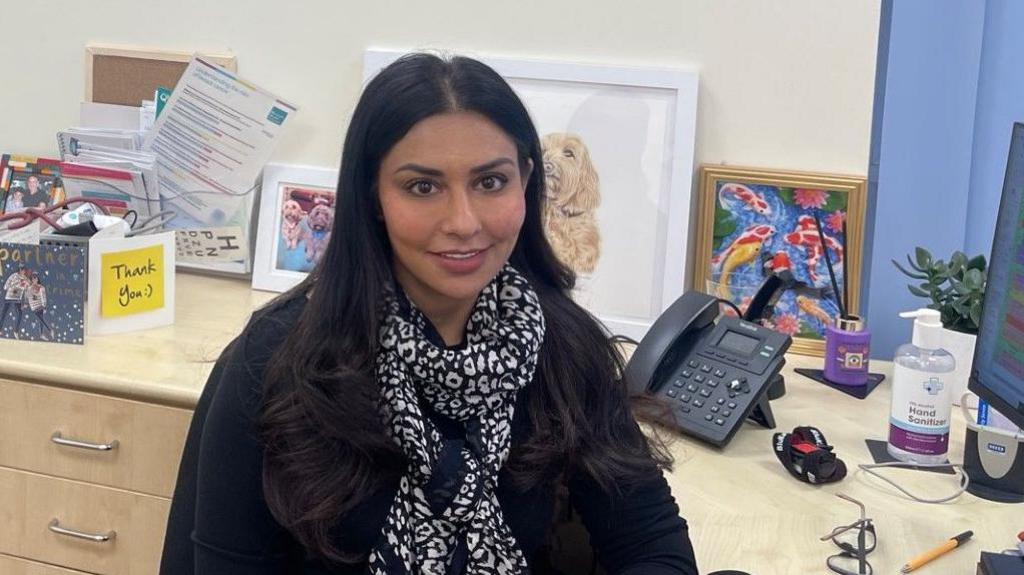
[671,355,1021,574]
[0,274,1017,574]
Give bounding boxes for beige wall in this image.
[0,0,879,175]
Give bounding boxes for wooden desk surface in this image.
[673,355,1021,574]
[0,273,1018,573]
[0,273,273,408]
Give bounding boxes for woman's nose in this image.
[440,190,482,237]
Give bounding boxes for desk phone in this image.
[626,291,791,447]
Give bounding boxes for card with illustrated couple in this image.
[0,242,86,344]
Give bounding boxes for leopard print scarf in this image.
[369,264,546,574]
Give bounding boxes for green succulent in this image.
[892,247,987,334]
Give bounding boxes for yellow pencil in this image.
[900,531,973,573]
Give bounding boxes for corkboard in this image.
[85,45,237,107]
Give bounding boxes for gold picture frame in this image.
[695,165,868,356]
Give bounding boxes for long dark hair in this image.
[258,52,671,563]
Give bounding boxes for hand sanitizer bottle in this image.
[888,308,956,464]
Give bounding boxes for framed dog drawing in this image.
[541,133,602,275]
[695,166,867,356]
[364,50,699,341]
[252,163,338,293]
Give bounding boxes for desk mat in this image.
[864,438,956,475]
[794,367,885,399]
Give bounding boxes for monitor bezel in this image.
[967,122,1024,430]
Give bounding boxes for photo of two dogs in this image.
[277,188,334,272]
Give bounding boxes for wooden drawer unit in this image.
[0,467,171,575]
[0,379,192,498]
[0,553,91,574]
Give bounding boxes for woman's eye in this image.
[563,149,575,159]
[478,175,508,192]
[408,181,436,195]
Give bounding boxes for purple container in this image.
[824,315,871,386]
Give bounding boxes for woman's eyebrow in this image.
[470,158,516,174]
[394,163,443,176]
[393,157,516,176]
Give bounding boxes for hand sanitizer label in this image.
[888,364,952,456]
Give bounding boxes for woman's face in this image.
[378,111,531,313]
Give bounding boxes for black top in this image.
[192,296,698,574]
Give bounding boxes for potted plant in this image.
[893,247,987,403]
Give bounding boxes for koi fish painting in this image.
[696,166,867,355]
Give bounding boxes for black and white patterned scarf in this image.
[369,264,546,574]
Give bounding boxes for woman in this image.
[24,272,53,341]
[188,53,698,574]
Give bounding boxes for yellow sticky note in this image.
[100,244,165,318]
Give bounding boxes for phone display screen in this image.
[717,331,760,356]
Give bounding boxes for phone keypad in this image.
[663,361,754,435]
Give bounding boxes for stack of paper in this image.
[56,131,160,219]
[59,162,154,219]
[58,128,141,154]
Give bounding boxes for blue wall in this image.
[865,0,985,358]
[867,0,1024,358]
[965,1,1024,257]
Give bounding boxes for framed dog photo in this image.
[695,166,867,356]
[252,163,338,293]
[364,50,699,341]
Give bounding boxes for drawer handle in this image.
[48,518,116,543]
[51,431,119,452]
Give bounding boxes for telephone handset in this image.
[626,291,791,447]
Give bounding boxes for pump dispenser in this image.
[902,308,946,349]
[888,308,956,463]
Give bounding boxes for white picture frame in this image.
[251,163,338,293]
[364,49,698,340]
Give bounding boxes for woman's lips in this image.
[431,246,490,274]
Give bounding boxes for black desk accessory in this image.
[977,551,1024,575]
[794,367,885,400]
[864,439,956,475]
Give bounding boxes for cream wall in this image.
[1,1,879,172]
[0,0,879,288]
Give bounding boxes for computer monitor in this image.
[970,122,1024,429]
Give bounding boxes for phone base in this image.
[748,392,776,429]
[767,373,786,400]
